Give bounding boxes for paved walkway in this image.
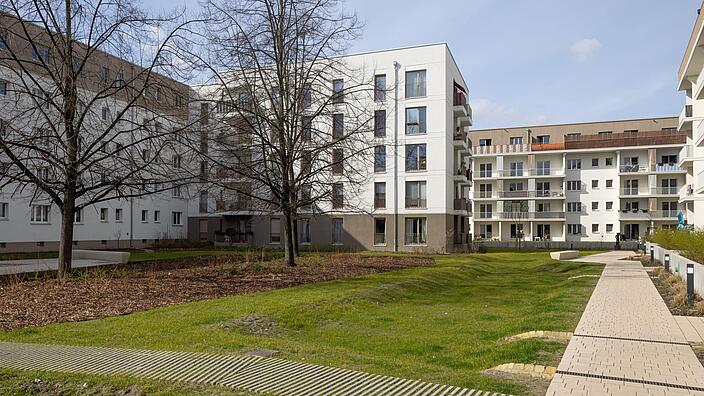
[675,316,704,345]
[0,341,507,396]
[547,251,704,395]
[0,258,117,276]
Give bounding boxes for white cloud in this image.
[569,38,601,62]
[471,98,548,129]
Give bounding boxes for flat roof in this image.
[470,116,678,132]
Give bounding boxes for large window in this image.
[332,149,344,175]
[567,202,581,212]
[374,182,386,209]
[405,181,427,208]
[115,208,123,222]
[405,144,427,171]
[301,116,313,141]
[510,224,524,239]
[0,202,7,219]
[479,204,492,218]
[0,80,7,96]
[374,110,386,137]
[479,139,492,146]
[567,224,581,235]
[332,79,344,103]
[405,107,426,134]
[333,113,344,139]
[332,183,344,209]
[199,191,208,213]
[374,146,386,172]
[509,136,523,145]
[0,31,7,49]
[30,205,50,223]
[332,218,344,244]
[509,161,523,177]
[172,211,183,226]
[100,208,108,222]
[31,43,50,63]
[535,135,550,144]
[536,160,550,176]
[374,74,386,101]
[300,218,311,244]
[567,159,581,170]
[405,70,426,98]
[270,218,281,243]
[374,218,386,245]
[302,83,312,108]
[405,217,427,245]
[566,181,581,191]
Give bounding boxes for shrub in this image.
[650,229,704,264]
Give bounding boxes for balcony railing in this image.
[534,211,566,219]
[474,168,565,178]
[651,187,678,195]
[453,198,471,211]
[498,190,529,198]
[474,144,529,155]
[215,231,253,244]
[374,233,386,245]
[619,164,646,173]
[474,191,495,199]
[564,130,686,149]
[405,198,427,208]
[620,188,641,196]
[652,163,685,173]
[477,212,496,219]
[618,210,679,219]
[499,212,565,220]
[531,143,565,151]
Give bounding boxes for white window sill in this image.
[115,220,123,223]
[373,243,387,247]
[332,243,344,246]
[0,218,8,221]
[30,222,51,225]
[100,220,108,223]
[172,224,183,227]
[141,221,148,224]
[404,243,427,247]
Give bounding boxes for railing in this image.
[533,190,565,198]
[652,163,685,173]
[453,233,469,245]
[405,198,427,208]
[215,231,252,244]
[477,212,496,219]
[453,198,471,211]
[680,145,694,161]
[499,212,565,220]
[374,233,386,245]
[476,170,497,178]
[453,90,468,107]
[651,187,678,195]
[618,210,679,219]
[564,130,686,149]
[698,171,704,190]
[455,166,471,179]
[620,188,640,196]
[453,130,467,141]
[474,144,529,155]
[215,200,252,211]
[531,143,565,151]
[619,163,685,173]
[534,211,566,219]
[474,191,495,198]
[653,210,679,218]
[498,190,529,198]
[619,164,646,173]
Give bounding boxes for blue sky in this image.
[146,0,700,129]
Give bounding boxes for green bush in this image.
[650,229,704,263]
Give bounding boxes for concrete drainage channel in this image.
[0,342,512,396]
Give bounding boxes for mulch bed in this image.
[648,268,704,316]
[0,254,433,330]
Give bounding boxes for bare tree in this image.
[0,0,196,277]
[184,0,375,266]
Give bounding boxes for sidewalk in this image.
[547,251,704,395]
[0,258,117,276]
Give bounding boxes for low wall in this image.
[646,242,704,298]
[475,241,637,250]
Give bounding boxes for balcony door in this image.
[536,160,550,176]
[624,224,640,240]
[509,161,524,177]
[537,181,550,197]
[624,179,638,195]
[661,201,677,217]
[479,183,492,198]
[661,179,677,194]
[536,224,551,239]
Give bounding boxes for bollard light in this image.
[687,263,695,303]
[650,245,654,264]
[664,253,670,272]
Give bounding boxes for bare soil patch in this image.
[0,254,432,330]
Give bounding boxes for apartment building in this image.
[677,2,704,227]
[470,117,686,242]
[188,44,474,253]
[0,16,191,252]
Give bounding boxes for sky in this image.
[145,0,701,129]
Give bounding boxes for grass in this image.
[0,252,603,395]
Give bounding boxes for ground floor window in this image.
[0,202,8,219]
[405,217,427,245]
[30,205,50,224]
[374,218,386,245]
[300,218,311,244]
[479,224,492,239]
[171,211,183,226]
[567,224,581,235]
[332,218,344,244]
[510,223,524,239]
[623,224,640,240]
[536,224,550,240]
[270,218,281,243]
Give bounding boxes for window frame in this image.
[405,106,427,135]
[405,70,427,98]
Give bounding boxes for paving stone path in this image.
[546,251,704,395]
[0,341,508,396]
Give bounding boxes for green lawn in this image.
[0,252,603,395]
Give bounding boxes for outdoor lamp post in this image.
[687,263,695,302]
[650,245,654,264]
[664,253,670,272]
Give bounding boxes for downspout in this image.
[393,61,400,252]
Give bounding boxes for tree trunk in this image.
[292,217,299,257]
[57,201,75,278]
[283,207,296,266]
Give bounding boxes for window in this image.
[374,110,386,137]
[302,83,312,109]
[479,204,492,218]
[374,182,386,209]
[155,87,161,102]
[662,127,677,132]
[332,183,344,209]
[332,79,344,103]
[172,211,183,226]
[479,163,493,178]
[175,94,183,107]
[405,181,427,208]
[510,224,524,239]
[509,161,524,177]
[567,224,581,235]
[405,144,427,171]
[535,135,550,144]
[405,107,426,134]
[536,160,550,176]
[567,159,581,170]
[115,208,123,222]
[100,208,108,222]
[661,155,678,165]
[606,224,614,233]
[0,31,7,49]
[592,202,599,211]
[172,184,182,198]
[592,224,599,233]
[598,131,612,135]
[606,179,613,188]
[591,158,599,167]
[301,116,313,142]
[374,218,386,245]
[0,202,6,219]
[405,70,426,98]
[567,202,581,212]
[30,205,50,223]
[101,107,109,121]
[605,157,613,166]
[332,148,344,175]
[566,181,581,191]
[154,210,161,223]
[333,113,344,139]
[269,218,281,243]
[300,218,311,244]
[509,136,523,145]
[141,210,148,223]
[405,217,427,244]
[374,74,386,101]
[172,154,181,168]
[374,146,386,172]
[624,129,638,133]
[0,80,7,96]
[199,191,208,213]
[73,208,82,224]
[606,201,613,210]
[100,67,110,83]
[332,218,344,244]
[31,43,50,63]
[591,180,598,189]
[479,139,492,146]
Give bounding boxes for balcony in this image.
[453,85,472,127]
[679,145,694,167]
[476,212,498,220]
[215,200,252,212]
[531,143,565,152]
[534,211,566,219]
[453,198,471,211]
[619,164,648,173]
[474,144,529,155]
[454,165,471,183]
[564,130,686,149]
[650,187,679,196]
[474,191,496,199]
[698,171,704,193]
[618,210,680,220]
[651,163,686,173]
[619,187,678,197]
[679,104,694,131]
[681,184,695,201]
[498,212,565,220]
[498,190,529,198]
[453,129,469,149]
